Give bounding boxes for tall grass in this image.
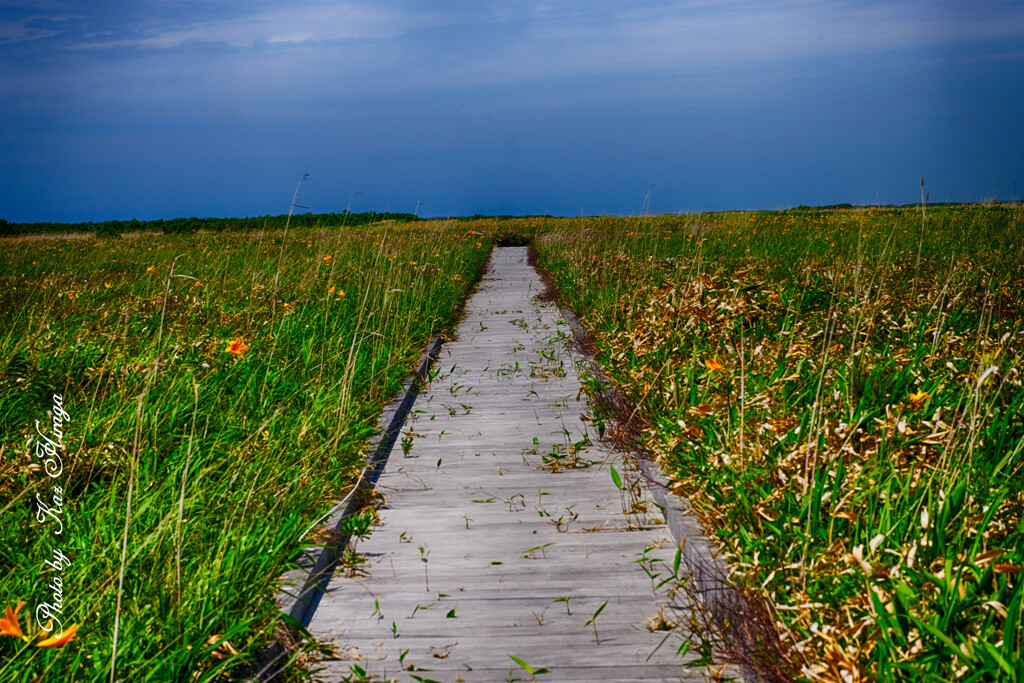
[535,205,1024,681]
[0,220,490,680]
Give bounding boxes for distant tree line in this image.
[0,211,419,238]
[1,205,1017,238]
[782,202,1018,218]
[787,201,1011,212]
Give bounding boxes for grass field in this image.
[0,220,490,680]
[2,205,1022,682]
[534,205,1024,681]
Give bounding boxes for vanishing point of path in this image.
[308,248,710,682]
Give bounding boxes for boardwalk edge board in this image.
[552,300,774,683]
[250,336,445,682]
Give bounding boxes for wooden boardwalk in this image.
[308,248,711,682]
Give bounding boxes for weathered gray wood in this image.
[308,248,727,681]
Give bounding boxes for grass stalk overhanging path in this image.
[0,220,490,681]
[531,205,1024,682]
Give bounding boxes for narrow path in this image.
[309,248,707,682]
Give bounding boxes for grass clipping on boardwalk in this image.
[535,205,1024,682]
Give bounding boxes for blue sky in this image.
[1,1,1022,222]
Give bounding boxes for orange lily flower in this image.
[909,390,929,408]
[0,602,26,640]
[705,358,725,372]
[225,338,249,356]
[37,623,78,648]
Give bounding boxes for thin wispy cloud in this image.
[9,1,1023,57]
[5,2,1022,93]
[65,3,408,51]
[41,2,1024,111]
[0,11,74,44]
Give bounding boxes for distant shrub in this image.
[162,217,201,235]
[94,221,123,238]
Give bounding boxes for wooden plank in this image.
[307,248,728,682]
